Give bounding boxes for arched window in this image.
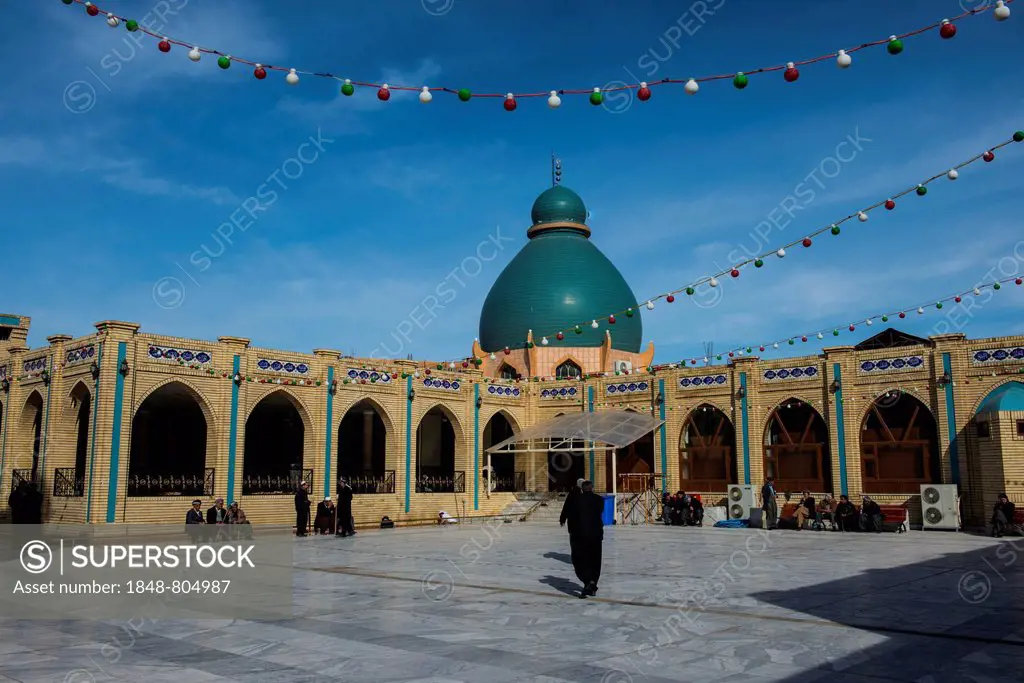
[338,399,391,494]
[498,364,518,381]
[243,392,306,495]
[555,360,582,380]
[128,383,208,497]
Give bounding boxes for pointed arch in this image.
[762,397,832,493]
[416,403,464,493]
[859,390,939,494]
[19,390,44,483]
[971,379,1024,416]
[337,397,395,494]
[335,394,397,438]
[483,409,521,491]
[242,389,313,495]
[679,403,736,492]
[56,380,92,496]
[497,363,519,381]
[609,409,655,492]
[554,357,583,380]
[128,380,214,498]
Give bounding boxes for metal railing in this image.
[53,468,84,497]
[416,471,465,493]
[338,471,395,495]
[11,469,33,493]
[127,469,215,497]
[493,471,526,492]
[243,469,314,495]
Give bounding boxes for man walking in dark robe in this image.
[559,478,584,530]
[295,482,310,536]
[336,480,355,537]
[565,480,605,598]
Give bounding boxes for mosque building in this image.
[2,178,1024,529]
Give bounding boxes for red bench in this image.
[1010,508,1024,534]
[779,502,907,532]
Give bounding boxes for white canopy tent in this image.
[484,410,664,519]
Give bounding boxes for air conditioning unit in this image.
[612,360,632,374]
[920,484,960,531]
[727,484,754,520]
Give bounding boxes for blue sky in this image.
[3,0,1023,364]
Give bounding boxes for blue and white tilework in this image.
[971,346,1024,367]
[23,357,47,374]
[65,345,96,366]
[679,374,727,390]
[423,377,461,392]
[257,358,309,374]
[346,369,392,384]
[148,345,213,366]
[486,384,521,399]
[540,386,579,400]
[857,356,925,374]
[606,380,650,395]
[762,366,819,382]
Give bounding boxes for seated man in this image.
[859,495,884,533]
[992,493,1016,538]
[659,492,672,524]
[817,494,836,529]
[794,490,815,530]
[438,510,457,525]
[834,495,858,532]
[669,494,686,526]
[687,495,704,526]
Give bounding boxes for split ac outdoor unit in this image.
[920,484,960,531]
[728,484,754,520]
[613,360,632,374]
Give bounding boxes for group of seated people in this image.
[184,498,252,539]
[785,491,886,532]
[660,491,704,526]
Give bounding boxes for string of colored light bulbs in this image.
[63,0,1012,107]
[441,130,1023,366]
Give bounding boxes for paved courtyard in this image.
[2,521,1024,682]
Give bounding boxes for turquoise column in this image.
[405,375,413,513]
[740,372,750,485]
[658,379,667,494]
[226,355,241,503]
[587,385,595,482]
[39,355,54,479]
[106,342,127,523]
[86,343,103,523]
[833,363,849,496]
[473,383,480,511]
[323,366,335,498]
[942,353,961,485]
[0,362,9,491]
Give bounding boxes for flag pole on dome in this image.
[552,154,562,187]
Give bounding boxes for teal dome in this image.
[977,381,1024,414]
[531,186,587,226]
[480,187,642,353]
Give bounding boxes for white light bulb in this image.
[702,357,708,363]
[646,300,654,310]
[548,91,561,108]
[684,78,699,95]
[591,320,599,329]
[836,49,852,68]
[188,46,201,62]
[286,68,300,85]
[773,342,779,349]
[817,332,824,339]
[995,0,1010,20]
[709,277,719,288]
[776,248,786,258]
[866,319,873,326]
[917,307,925,314]
[858,211,869,222]
[541,337,549,346]
[419,86,433,103]
[489,353,496,361]
[106,13,119,27]
[947,169,959,180]
[974,287,982,296]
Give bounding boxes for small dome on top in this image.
[531,185,587,226]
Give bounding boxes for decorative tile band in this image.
[256,358,309,374]
[148,345,213,366]
[23,357,47,374]
[679,375,727,389]
[65,345,96,366]
[540,386,579,399]
[858,356,925,374]
[346,368,392,384]
[423,377,461,392]
[763,366,819,382]
[487,384,522,398]
[971,347,1024,366]
[606,380,650,395]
